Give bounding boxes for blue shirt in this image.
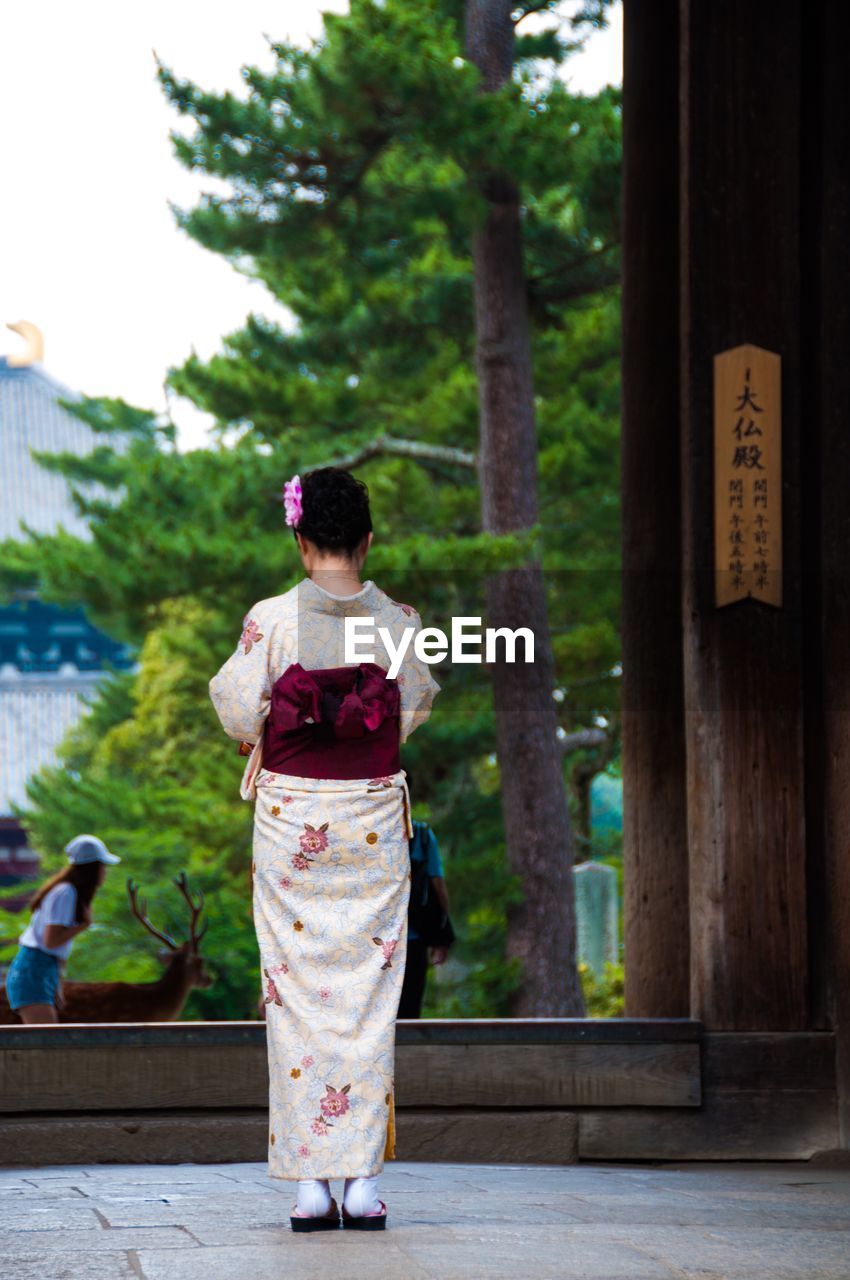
[408,820,444,941]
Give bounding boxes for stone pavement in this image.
[1,1159,849,1279]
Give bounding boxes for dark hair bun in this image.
[296,467,372,553]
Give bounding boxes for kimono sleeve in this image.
[209,602,277,744]
[398,609,441,743]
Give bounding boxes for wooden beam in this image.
[579,1031,838,1160]
[0,1111,268,1168]
[0,1045,267,1113]
[0,1109,581,1168]
[394,1042,700,1108]
[579,1091,837,1161]
[0,1017,703,1049]
[0,1021,701,1113]
[395,1109,578,1164]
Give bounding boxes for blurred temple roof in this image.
[0,355,101,541]
[0,342,135,832]
[0,671,103,815]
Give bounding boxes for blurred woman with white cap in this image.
[5,834,120,1024]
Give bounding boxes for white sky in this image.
[0,1,622,450]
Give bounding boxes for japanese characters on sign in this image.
[714,344,782,607]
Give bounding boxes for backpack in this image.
[408,823,455,948]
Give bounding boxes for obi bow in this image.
[270,662,400,739]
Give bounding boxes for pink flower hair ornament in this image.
[283,474,303,528]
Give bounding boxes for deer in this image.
[0,872,213,1024]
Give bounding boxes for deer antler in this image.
[173,871,208,949]
[127,879,179,950]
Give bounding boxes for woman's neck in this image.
[308,565,364,598]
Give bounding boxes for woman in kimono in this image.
[209,467,439,1232]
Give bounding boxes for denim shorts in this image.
[5,944,61,1009]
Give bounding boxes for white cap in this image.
[64,834,121,865]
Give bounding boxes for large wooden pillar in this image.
[622,0,850,1142]
[679,0,808,1030]
[621,0,689,1017]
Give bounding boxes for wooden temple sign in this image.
[713,343,782,607]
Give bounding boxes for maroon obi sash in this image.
[262,662,401,780]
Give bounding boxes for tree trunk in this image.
[465,0,584,1016]
[573,766,593,858]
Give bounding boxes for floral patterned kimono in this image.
[209,577,439,1179]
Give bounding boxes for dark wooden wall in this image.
[621,0,850,1140]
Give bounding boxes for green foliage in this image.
[12,601,260,1019]
[579,959,624,1018]
[2,0,622,1016]
[0,889,40,965]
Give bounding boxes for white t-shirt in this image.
[19,882,78,960]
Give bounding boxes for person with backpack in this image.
[399,804,454,1018]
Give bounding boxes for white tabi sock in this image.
[295,1178,332,1216]
[343,1174,382,1216]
